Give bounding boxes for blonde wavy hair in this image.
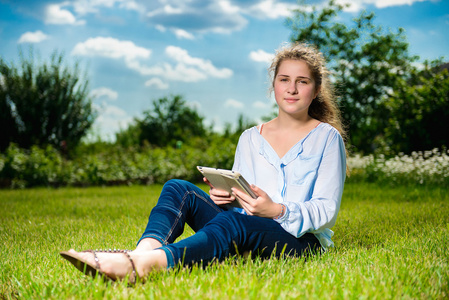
[269,43,347,144]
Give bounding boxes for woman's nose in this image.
[287,82,297,94]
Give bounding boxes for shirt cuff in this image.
[274,203,289,223]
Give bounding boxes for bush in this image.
[0,144,69,188]
[0,136,237,188]
[2,139,447,189]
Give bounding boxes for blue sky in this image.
[1,0,448,140]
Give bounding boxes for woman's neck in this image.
[275,110,314,129]
[261,116,319,158]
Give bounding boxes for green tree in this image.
[384,63,449,153]
[114,121,141,149]
[0,49,96,152]
[122,95,207,147]
[222,114,257,144]
[287,0,418,153]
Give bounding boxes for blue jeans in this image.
[138,179,320,268]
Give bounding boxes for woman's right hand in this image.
[203,177,236,206]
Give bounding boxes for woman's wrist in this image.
[274,203,286,220]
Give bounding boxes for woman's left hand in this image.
[232,185,283,219]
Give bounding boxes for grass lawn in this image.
[1,182,448,299]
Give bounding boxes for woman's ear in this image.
[314,86,321,99]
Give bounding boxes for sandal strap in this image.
[80,250,101,270]
[93,251,101,270]
[123,250,137,282]
[81,249,137,283]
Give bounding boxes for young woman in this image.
[61,43,347,283]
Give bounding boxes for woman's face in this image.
[274,59,319,118]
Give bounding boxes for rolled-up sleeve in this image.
[276,132,346,239]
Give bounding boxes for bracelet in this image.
[274,204,286,220]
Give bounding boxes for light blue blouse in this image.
[232,122,346,249]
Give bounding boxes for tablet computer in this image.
[197,166,257,207]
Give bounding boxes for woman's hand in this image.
[203,177,236,206]
[232,185,284,219]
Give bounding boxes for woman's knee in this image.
[206,211,244,234]
[163,179,187,189]
[160,179,210,209]
[162,179,195,195]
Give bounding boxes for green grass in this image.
[1,182,448,299]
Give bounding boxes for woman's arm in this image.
[276,132,346,238]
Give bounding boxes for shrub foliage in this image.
[0,137,237,188]
[1,141,447,188]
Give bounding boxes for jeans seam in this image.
[139,234,166,246]
[193,190,222,212]
[163,183,221,245]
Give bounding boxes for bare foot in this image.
[66,248,167,282]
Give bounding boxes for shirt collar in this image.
[256,124,322,166]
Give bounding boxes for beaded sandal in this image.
[60,249,137,284]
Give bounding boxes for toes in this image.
[66,249,95,266]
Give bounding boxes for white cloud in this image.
[72,37,151,61]
[166,46,233,78]
[90,87,118,100]
[334,0,364,12]
[145,78,169,89]
[336,0,431,11]
[18,31,49,43]
[127,61,208,82]
[72,39,231,83]
[42,1,292,35]
[163,4,184,15]
[246,0,294,19]
[147,4,184,18]
[217,0,241,14]
[127,46,233,82]
[119,0,142,11]
[145,1,248,34]
[155,24,167,32]
[158,26,195,39]
[72,0,115,14]
[371,0,429,8]
[173,29,195,40]
[249,49,274,63]
[45,3,85,25]
[71,0,141,15]
[224,98,244,109]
